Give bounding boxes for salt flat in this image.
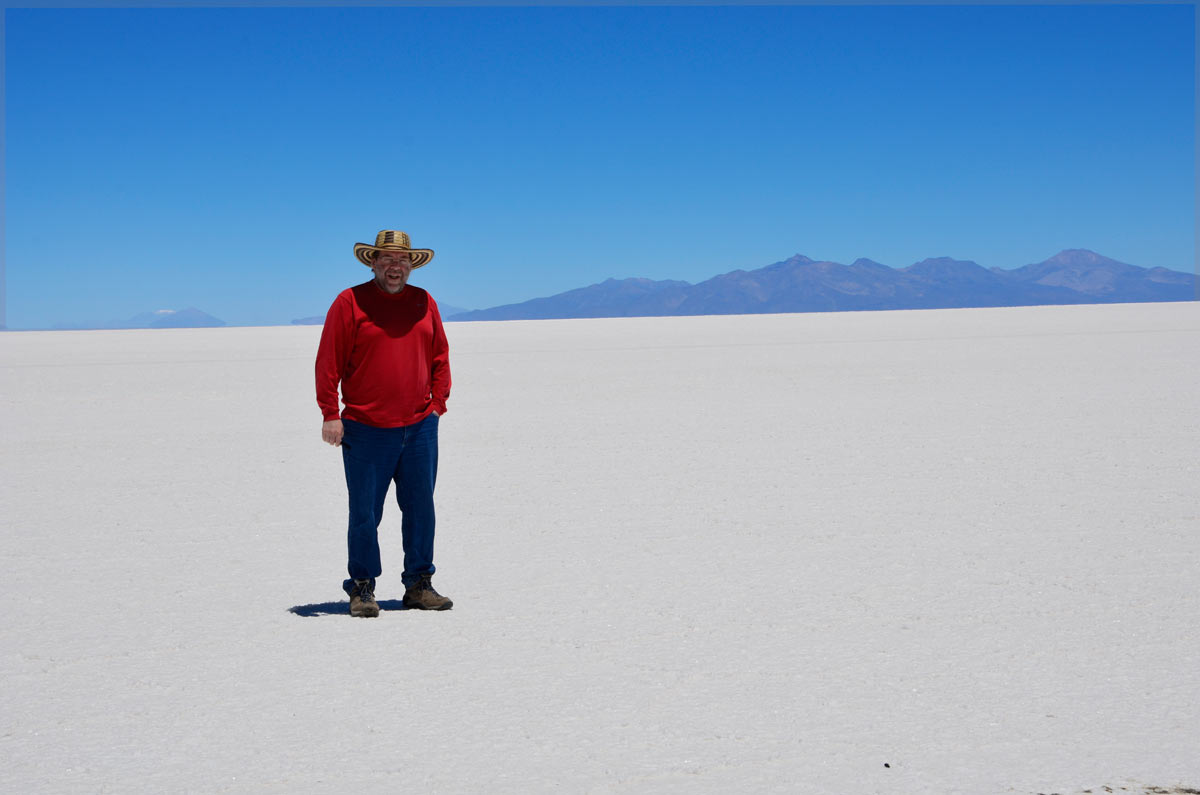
[1,302,1197,794]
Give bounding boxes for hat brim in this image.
[354,243,434,269]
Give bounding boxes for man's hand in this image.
[322,419,344,446]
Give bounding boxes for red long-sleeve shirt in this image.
[315,281,451,428]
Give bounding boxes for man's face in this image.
[372,250,413,293]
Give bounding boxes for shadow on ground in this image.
[1045,786,1200,795]
[289,599,407,617]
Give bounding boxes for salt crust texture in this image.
[1,302,1197,794]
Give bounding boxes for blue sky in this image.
[3,3,1194,328]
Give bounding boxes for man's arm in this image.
[429,298,452,416]
[315,293,354,444]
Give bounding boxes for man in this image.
[315,229,453,618]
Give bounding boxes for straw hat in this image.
[353,230,434,268]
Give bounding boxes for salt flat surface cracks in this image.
[1,303,1197,794]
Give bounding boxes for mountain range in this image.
[446,249,1195,322]
[51,308,226,330]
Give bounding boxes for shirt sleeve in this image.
[315,293,355,422]
[429,298,452,415]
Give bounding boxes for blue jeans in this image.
[340,414,439,593]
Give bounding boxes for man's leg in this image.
[341,419,400,594]
[395,413,440,589]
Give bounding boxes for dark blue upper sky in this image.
[5,4,1194,327]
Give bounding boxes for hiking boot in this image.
[349,579,380,618]
[403,575,453,611]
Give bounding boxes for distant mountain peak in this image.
[146,307,225,328]
[903,257,988,280]
[1042,249,1133,269]
[908,256,982,268]
[1004,249,1165,295]
[50,307,227,330]
[767,254,816,268]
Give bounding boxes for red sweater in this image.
[315,281,451,428]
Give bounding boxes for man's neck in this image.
[373,278,406,295]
